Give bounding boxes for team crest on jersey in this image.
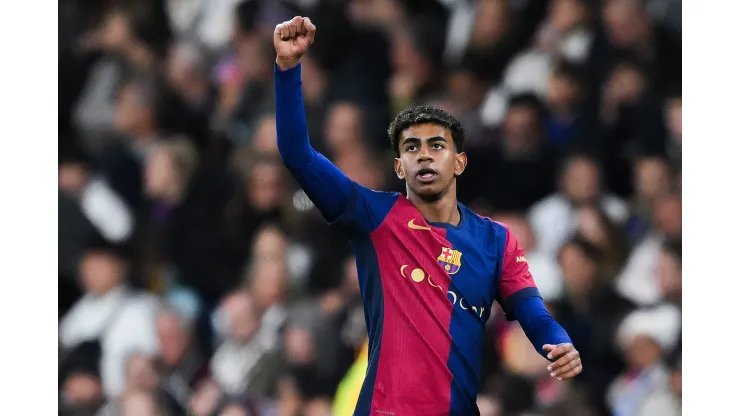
[437,246,462,275]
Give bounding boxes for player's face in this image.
[394,123,467,201]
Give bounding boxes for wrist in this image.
[275,57,300,71]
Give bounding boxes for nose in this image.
[417,146,433,162]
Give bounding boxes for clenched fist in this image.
[274,16,316,71]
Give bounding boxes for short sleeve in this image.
[495,224,542,320]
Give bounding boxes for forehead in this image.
[400,123,452,142]
[566,157,599,173]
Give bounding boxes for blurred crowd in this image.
[57,0,682,415]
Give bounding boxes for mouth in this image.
[416,167,438,183]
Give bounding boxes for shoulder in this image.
[356,186,402,204]
[329,183,401,232]
[464,208,512,248]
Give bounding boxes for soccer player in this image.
[274,16,582,416]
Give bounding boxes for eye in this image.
[407,145,418,152]
[432,143,444,150]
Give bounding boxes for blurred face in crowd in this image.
[79,250,126,296]
[166,42,207,100]
[145,146,178,200]
[391,28,425,76]
[156,311,190,367]
[300,54,327,103]
[115,83,154,136]
[324,101,364,154]
[249,259,288,310]
[125,354,160,393]
[395,123,466,202]
[304,399,333,416]
[247,160,284,212]
[471,0,510,49]
[560,157,601,205]
[251,114,279,155]
[252,225,287,261]
[502,104,542,158]
[347,0,404,28]
[603,63,646,107]
[547,71,583,115]
[633,157,672,203]
[657,249,681,303]
[120,391,161,416]
[666,96,682,141]
[576,208,609,247]
[220,403,253,416]
[549,0,589,33]
[223,291,259,344]
[559,243,597,296]
[236,34,273,82]
[494,214,535,252]
[284,325,316,365]
[99,10,134,52]
[58,162,89,195]
[336,149,384,190]
[652,194,682,237]
[61,372,104,414]
[625,334,663,370]
[602,0,648,47]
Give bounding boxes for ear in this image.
[454,152,467,177]
[394,158,405,180]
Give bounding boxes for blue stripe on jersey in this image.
[445,231,482,416]
[352,234,385,416]
[491,223,510,317]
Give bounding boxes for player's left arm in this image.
[496,225,582,381]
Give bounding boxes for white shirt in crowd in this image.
[528,193,630,259]
[59,286,160,398]
[615,234,664,306]
[80,178,134,243]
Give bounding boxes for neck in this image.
[407,184,461,225]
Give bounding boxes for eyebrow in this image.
[401,136,447,146]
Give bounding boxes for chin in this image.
[410,183,446,202]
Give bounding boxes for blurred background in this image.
[57,0,682,415]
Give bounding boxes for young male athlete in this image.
[274,16,582,416]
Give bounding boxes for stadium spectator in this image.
[59,241,160,399]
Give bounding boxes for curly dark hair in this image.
[387,105,465,156]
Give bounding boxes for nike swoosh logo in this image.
[408,219,432,231]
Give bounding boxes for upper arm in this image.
[494,223,542,320]
[274,63,396,233]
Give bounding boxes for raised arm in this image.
[273,17,397,232]
[273,17,352,222]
